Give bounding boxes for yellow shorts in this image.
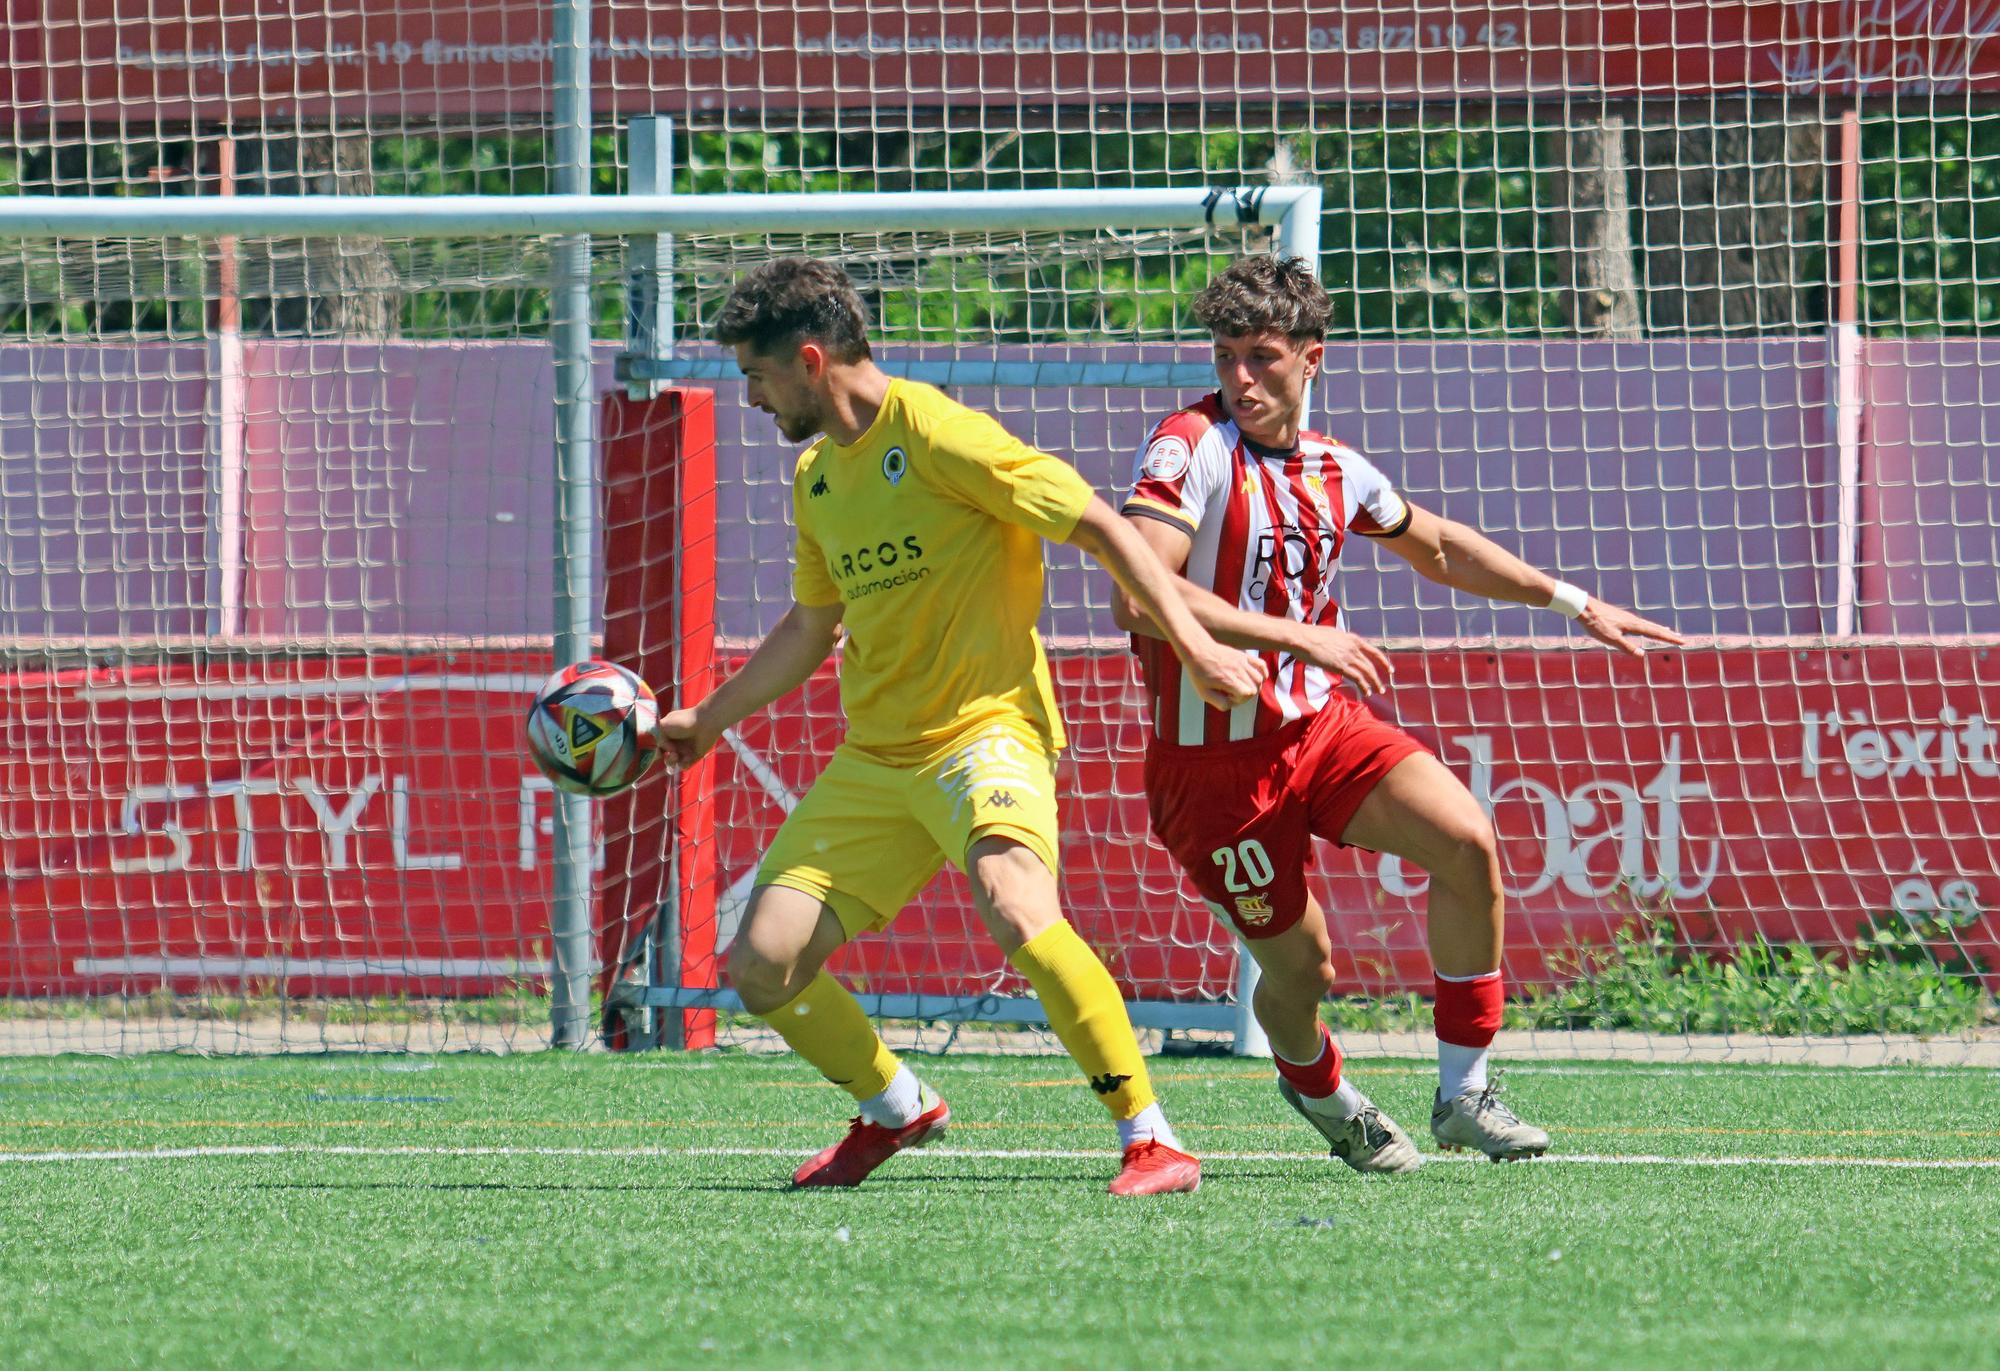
[756,721,1062,939]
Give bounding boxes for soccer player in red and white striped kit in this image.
[1115,256,1682,1168]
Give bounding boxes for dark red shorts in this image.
[1143,697,1428,939]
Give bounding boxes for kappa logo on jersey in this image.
[1232,894,1275,926]
[809,472,829,498]
[1142,434,1192,481]
[882,446,908,486]
[984,789,1019,809]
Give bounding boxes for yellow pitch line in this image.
[0,1119,1072,1135]
[0,1118,809,1132]
[1003,1070,1274,1088]
[1001,1067,1449,1088]
[0,1117,1315,1135]
[747,1070,1276,1090]
[0,1119,1296,1135]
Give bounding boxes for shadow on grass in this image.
[682,1171,1104,1192]
[852,1170,1123,1187]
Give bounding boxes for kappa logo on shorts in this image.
[1232,893,1275,926]
[935,730,1042,822]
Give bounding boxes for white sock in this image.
[858,1064,924,1128]
[1438,1042,1489,1101]
[1117,1102,1181,1152]
[1296,1078,1370,1122]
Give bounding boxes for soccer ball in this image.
[524,659,661,797]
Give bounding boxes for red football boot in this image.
[1108,1139,1202,1196]
[791,1093,950,1189]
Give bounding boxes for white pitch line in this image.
[4,1143,1999,1171]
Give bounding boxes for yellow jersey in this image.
[790,378,1095,763]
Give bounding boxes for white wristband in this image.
[1546,581,1589,619]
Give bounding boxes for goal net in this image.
[4,2,1998,1061]
[0,189,1311,1054]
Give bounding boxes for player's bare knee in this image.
[725,937,803,1015]
[1433,814,1503,903]
[1249,929,1336,1007]
[966,840,1059,953]
[1260,965,1334,1020]
[977,888,1058,954]
[1305,955,1337,999]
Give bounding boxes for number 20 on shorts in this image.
[1211,839,1275,892]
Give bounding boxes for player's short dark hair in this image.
[712,257,873,363]
[1191,255,1330,343]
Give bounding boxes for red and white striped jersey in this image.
[1121,393,1413,748]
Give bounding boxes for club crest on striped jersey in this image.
[1142,435,1191,481]
[1233,893,1275,926]
[1303,472,1335,522]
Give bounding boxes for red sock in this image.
[1433,971,1504,1049]
[1272,1025,1343,1099]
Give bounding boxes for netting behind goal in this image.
[6,1,2000,1058]
[0,232,616,1053]
[0,213,1307,1055]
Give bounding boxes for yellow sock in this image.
[760,972,900,1102]
[1009,921,1157,1120]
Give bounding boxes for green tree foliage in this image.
[1861,109,2000,333]
[4,108,2000,341]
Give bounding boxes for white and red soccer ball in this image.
[524,659,661,796]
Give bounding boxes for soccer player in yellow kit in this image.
[652,258,1265,1195]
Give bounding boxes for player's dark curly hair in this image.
[1191,255,1330,342]
[712,257,873,362]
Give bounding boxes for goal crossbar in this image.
[0,186,1315,240]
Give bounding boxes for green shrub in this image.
[1516,906,1992,1036]
[1318,905,1995,1037]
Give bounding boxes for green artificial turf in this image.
[2,1052,1997,1370]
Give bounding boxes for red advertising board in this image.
[0,652,570,997]
[10,2,2000,126]
[726,643,2000,999]
[5,644,1995,1005]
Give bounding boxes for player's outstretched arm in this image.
[1109,511,1393,696]
[1382,504,1685,657]
[651,599,844,768]
[1066,497,1266,709]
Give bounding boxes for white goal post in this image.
[0,184,1317,1055]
